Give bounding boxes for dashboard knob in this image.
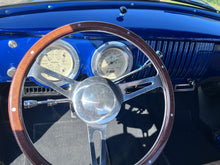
[119,6,127,17]
[7,67,16,78]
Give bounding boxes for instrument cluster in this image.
[33,40,133,87]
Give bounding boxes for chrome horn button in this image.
[73,77,123,125]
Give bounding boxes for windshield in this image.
[163,0,220,11]
[0,0,220,12]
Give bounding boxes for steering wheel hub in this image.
[73,76,123,125]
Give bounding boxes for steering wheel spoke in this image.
[87,124,108,165]
[118,74,162,102]
[27,62,77,99]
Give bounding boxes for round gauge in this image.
[91,41,133,80]
[36,40,80,86]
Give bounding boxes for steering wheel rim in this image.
[8,21,175,165]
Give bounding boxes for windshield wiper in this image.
[173,0,218,12]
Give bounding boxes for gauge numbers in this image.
[98,48,129,79]
[92,41,133,80]
[36,40,79,86]
[40,47,74,81]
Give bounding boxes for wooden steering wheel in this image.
[8,21,175,165]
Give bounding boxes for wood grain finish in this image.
[8,21,175,165]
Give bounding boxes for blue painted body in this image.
[0,1,220,84]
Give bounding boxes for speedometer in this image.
[91,41,133,80]
[36,40,80,86]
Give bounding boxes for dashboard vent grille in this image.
[23,85,60,97]
[132,40,214,80]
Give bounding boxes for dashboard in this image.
[1,1,220,165]
[0,1,220,90]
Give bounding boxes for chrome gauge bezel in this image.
[35,40,80,87]
[91,41,133,80]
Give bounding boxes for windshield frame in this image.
[0,0,219,14]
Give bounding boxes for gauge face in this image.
[92,41,133,80]
[97,48,128,79]
[39,47,74,81]
[35,40,79,86]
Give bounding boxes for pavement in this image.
[0,0,28,7]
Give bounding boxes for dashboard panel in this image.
[0,1,220,85]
